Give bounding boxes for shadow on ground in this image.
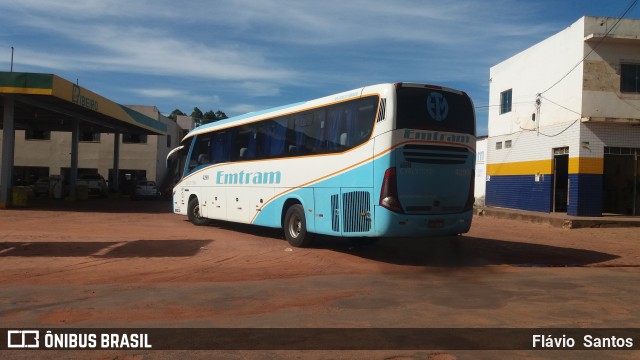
[0,240,212,258]
[12,197,173,214]
[326,236,620,267]
[206,221,620,268]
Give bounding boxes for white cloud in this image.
[129,88,184,98]
[226,103,264,115]
[234,82,282,97]
[0,0,576,125]
[1,2,297,82]
[173,0,553,46]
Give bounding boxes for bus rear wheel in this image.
[188,197,210,226]
[284,204,314,248]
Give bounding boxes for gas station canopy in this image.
[0,71,167,208]
[0,72,166,135]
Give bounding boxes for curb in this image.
[474,207,640,229]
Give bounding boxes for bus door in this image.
[166,145,186,210]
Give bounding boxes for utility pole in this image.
[10,46,14,72]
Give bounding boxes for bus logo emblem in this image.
[426,92,448,122]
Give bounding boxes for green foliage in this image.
[168,109,186,121]
[169,107,229,125]
[190,107,204,121]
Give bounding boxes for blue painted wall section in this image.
[486,175,553,213]
[567,174,603,217]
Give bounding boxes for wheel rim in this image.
[193,204,201,218]
[288,214,301,239]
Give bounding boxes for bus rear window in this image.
[396,87,475,135]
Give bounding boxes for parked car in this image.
[77,174,108,197]
[132,181,161,200]
[32,177,51,197]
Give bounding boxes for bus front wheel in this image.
[284,204,314,248]
[188,197,210,226]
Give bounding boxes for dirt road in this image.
[1,199,639,359]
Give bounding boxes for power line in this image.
[474,101,535,111]
[538,95,582,116]
[537,118,580,138]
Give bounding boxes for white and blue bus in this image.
[167,83,476,247]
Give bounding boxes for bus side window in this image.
[262,119,287,158]
[311,110,326,154]
[232,125,258,160]
[247,126,258,159]
[293,113,313,155]
[197,153,209,165]
[342,106,358,147]
[189,135,211,171]
[211,130,236,164]
[326,108,342,152]
[356,99,376,142]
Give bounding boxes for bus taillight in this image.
[379,167,404,213]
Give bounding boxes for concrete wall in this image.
[489,17,586,137]
[474,137,487,205]
[582,18,640,120]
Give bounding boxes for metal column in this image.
[112,131,120,192]
[0,95,15,208]
[69,118,79,199]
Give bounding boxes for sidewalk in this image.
[476,206,640,229]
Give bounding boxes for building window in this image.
[505,140,512,148]
[500,89,512,114]
[553,147,569,155]
[477,151,485,162]
[621,63,640,93]
[605,146,640,155]
[25,130,51,140]
[496,141,503,150]
[80,132,101,142]
[166,135,172,148]
[123,133,147,144]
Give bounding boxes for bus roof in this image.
[181,82,467,142]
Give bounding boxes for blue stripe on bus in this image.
[251,150,473,237]
[251,154,376,232]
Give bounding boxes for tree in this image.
[201,110,229,124]
[168,109,185,121]
[191,107,204,124]
[203,110,218,124]
[215,110,228,120]
[167,107,228,126]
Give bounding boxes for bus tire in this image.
[284,204,314,248]
[188,197,210,226]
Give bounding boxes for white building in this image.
[487,16,640,216]
[474,136,487,206]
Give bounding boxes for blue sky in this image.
[1,0,638,136]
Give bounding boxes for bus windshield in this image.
[396,86,475,135]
